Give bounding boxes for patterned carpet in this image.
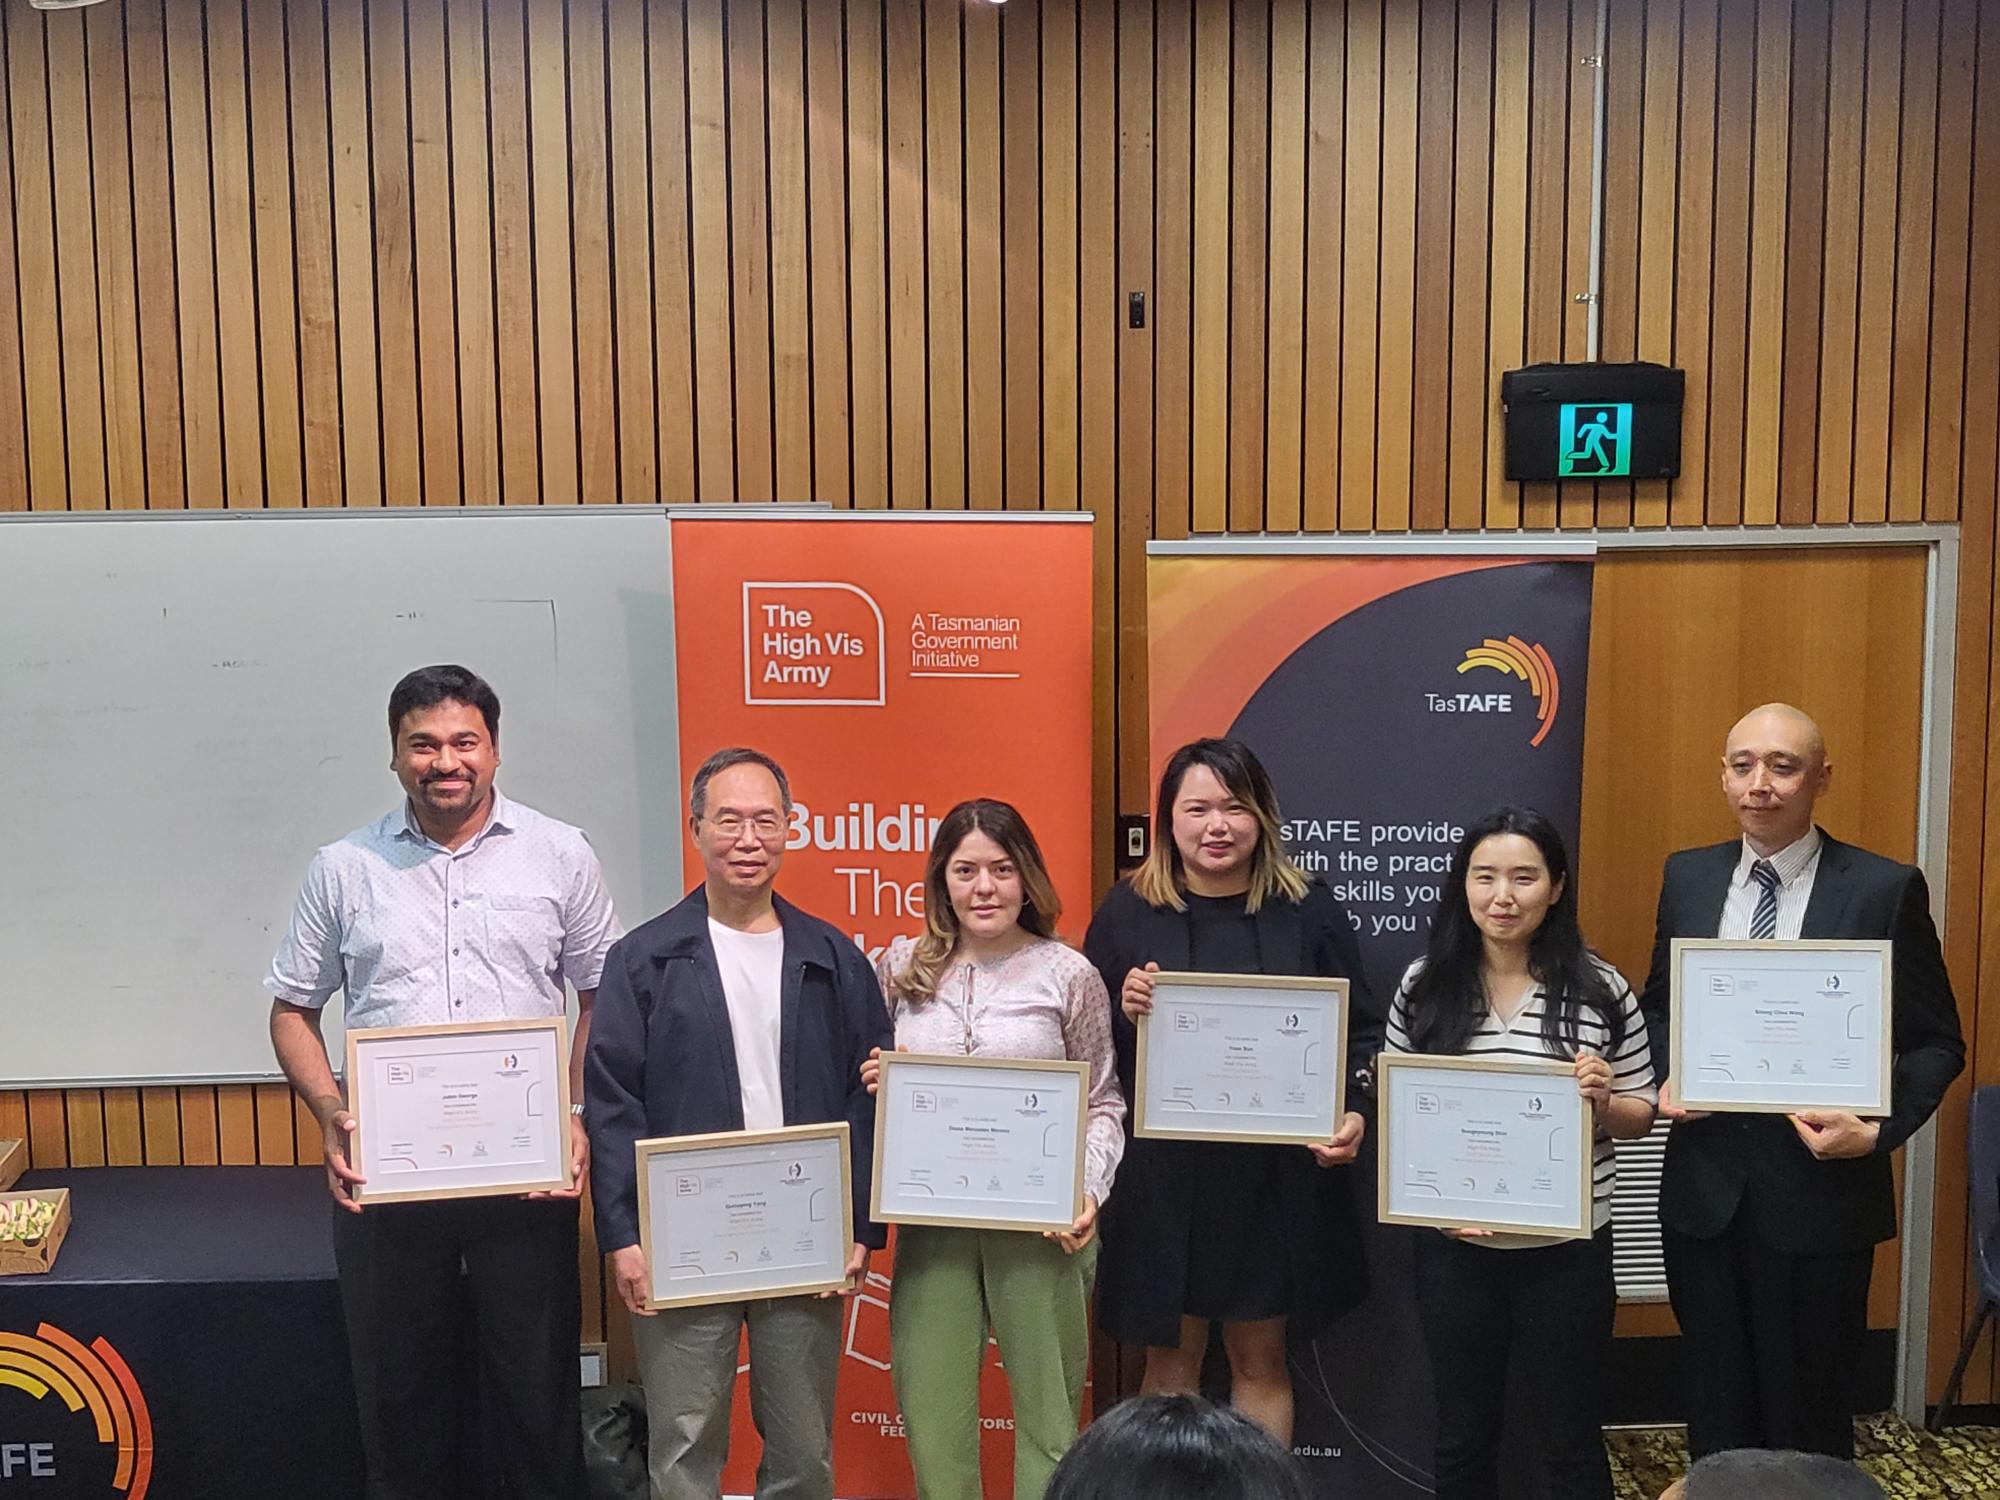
[1604,1415,2000,1498]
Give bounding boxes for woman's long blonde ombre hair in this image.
[889,799,1064,1003]
[1130,738,1311,914]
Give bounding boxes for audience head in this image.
[1045,1395,1314,1500]
[1720,702,1831,854]
[1135,738,1308,913]
[1662,1447,1885,1500]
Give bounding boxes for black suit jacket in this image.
[1638,830,1964,1253]
[584,885,894,1253]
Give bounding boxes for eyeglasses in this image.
[704,813,785,841]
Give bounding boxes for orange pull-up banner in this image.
[670,510,1096,1500]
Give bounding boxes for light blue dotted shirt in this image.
[265,791,623,1028]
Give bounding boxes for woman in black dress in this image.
[1083,738,1379,1441]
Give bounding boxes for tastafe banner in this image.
[669,511,1095,1500]
[0,1323,152,1500]
[1146,539,1596,1497]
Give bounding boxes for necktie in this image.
[1749,859,1781,940]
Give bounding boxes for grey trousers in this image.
[632,1295,843,1500]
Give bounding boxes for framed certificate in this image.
[1134,973,1349,1145]
[871,1053,1090,1233]
[1378,1053,1593,1240]
[1670,938,1894,1116]
[637,1122,854,1309]
[345,1017,573,1204]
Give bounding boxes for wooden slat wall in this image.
[1,0,1996,1400]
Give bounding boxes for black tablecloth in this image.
[8,1165,339,1284]
[0,1166,365,1500]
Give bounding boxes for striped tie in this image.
[1749,859,1781,940]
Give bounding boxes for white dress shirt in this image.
[265,791,623,1028]
[1717,827,1823,942]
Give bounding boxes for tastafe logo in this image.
[0,1323,153,1496]
[1456,636,1562,747]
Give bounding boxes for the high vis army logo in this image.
[743,581,888,706]
[0,1323,153,1497]
[1454,636,1563,748]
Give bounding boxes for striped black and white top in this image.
[1385,955,1656,1245]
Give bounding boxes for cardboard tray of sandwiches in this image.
[0,1160,70,1276]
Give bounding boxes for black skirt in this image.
[1178,1140,1292,1323]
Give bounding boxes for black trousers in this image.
[333,1195,585,1500]
[1412,1226,1616,1500]
[1663,1215,1873,1462]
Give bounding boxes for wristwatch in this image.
[570,1103,586,1117]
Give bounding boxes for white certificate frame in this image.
[1377,1053,1594,1241]
[871,1053,1089,1233]
[1133,972,1349,1145]
[636,1122,854,1310]
[346,1017,573,1205]
[1669,938,1895,1116]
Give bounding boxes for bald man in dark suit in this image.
[1639,704,1964,1461]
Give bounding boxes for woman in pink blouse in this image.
[861,798,1125,1500]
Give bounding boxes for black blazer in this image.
[584,885,894,1253]
[1638,830,1965,1253]
[1082,877,1385,1348]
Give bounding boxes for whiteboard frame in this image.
[0,505,682,1088]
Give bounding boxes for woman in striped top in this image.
[1384,806,1655,1500]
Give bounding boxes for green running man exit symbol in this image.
[1557,402,1633,477]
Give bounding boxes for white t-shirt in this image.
[708,918,787,1131]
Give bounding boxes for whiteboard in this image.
[0,508,684,1087]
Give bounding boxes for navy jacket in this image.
[585,885,894,1253]
[1639,831,1965,1252]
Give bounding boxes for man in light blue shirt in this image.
[269,664,621,1500]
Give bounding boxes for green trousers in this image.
[889,1226,1100,1500]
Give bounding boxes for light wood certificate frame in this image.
[1377,1052,1594,1241]
[871,1052,1090,1233]
[345,1016,573,1204]
[1669,938,1895,1116]
[636,1121,855,1310]
[1134,972,1349,1144]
